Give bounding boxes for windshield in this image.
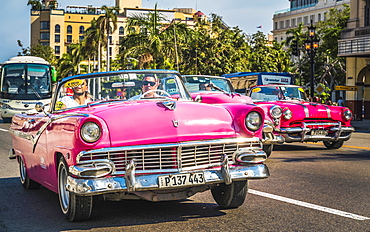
[53,70,191,111]
[182,76,233,93]
[1,63,52,100]
[250,86,308,101]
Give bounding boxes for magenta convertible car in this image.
[181,75,283,157]
[9,70,269,221]
[248,84,354,149]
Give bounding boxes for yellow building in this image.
[338,0,370,119]
[31,0,202,67]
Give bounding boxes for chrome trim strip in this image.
[323,105,331,118]
[9,113,89,153]
[66,164,270,195]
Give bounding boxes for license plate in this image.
[158,172,205,188]
[311,130,328,136]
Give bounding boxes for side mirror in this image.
[35,102,45,112]
[35,102,51,116]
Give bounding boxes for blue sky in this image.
[0,0,290,62]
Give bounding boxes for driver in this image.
[129,76,160,100]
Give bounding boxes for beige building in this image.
[31,0,202,68]
[272,0,350,43]
[338,0,370,119]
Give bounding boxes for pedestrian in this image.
[337,97,345,106]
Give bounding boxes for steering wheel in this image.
[138,89,172,99]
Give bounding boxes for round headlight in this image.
[270,105,282,119]
[283,108,292,120]
[245,111,262,131]
[343,109,353,121]
[81,122,101,143]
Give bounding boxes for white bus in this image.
[0,56,57,122]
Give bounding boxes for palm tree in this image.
[120,4,174,69]
[48,1,58,10]
[98,6,119,71]
[84,18,105,72]
[27,0,42,10]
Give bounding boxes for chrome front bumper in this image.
[66,164,269,196]
[279,122,355,143]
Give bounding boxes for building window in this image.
[274,22,278,30]
[119,26,124,35]
[40,42,49,46]
[304,16,309,25]
[67,35,72,43]
[292,18,296,27]
[40,21,50,30]
[109,36,113,45]
[55,34,60,43]
[109,47,112,56]
[55,24,60,33]
[79,26,85,34]
[310,15,315,23]
[67,25,72,34]
[40,33,50,40]
[365,0,370,27]
[55,46,60,54]
[318,13,321,22]
[79,36,84,42]
[279,21,284,29]
[285,20,290,28]
[297,17,302,24]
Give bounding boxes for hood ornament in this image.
[157,100,176,110]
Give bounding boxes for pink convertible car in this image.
[9,70,269,221]
[181,75,283,157]
[248,84,354,149]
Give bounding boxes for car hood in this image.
[189,92,254,104]
[77,100,237,146]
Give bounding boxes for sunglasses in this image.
[142,81,157,86]
[73,82,86,88]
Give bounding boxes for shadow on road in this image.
[0,177,226,232]
[270,143,370,162]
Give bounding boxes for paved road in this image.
[0,123,369,232]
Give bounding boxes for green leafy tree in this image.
[181,14,251,75]
[30,44,57,66]
[247,31,291,73]
[291,5,350,97]
[315,4,350,93]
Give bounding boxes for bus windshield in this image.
[1,63,52,100]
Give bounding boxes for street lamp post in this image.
[305,21,319,100]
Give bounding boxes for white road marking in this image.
[0,128,8,132]
[249,189,370,220]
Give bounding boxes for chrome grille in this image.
[77,138,261,174]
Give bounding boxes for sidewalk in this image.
[351,119,370,132]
